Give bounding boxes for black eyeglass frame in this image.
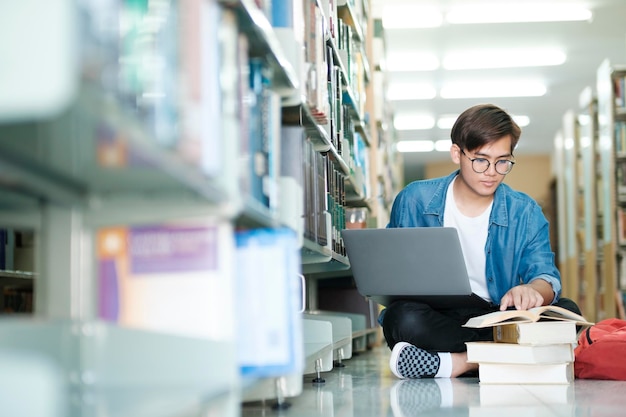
[460,149,516,175]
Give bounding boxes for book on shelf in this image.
[246,57,268,207]
[235,228,304,378]
[279,126,305,239]
[319,0,338,41]
[261,85,282,213]
[0,229,8,270]
[478,362,574,385]
[235,32,251,198]
[178,0,213,171]
[303,137,316,242]
[245,57,283,212]
[2,286,33,314]
[114,0,179,148]
[304,0,330,124]
[97,219,236,340]
[271,0,294,28]
[217,7,254,198]
[314,150,329,247]
[463,305,593,329]
[466,341,574,364]
[493,321,578,345]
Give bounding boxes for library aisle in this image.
[242,345,626,417]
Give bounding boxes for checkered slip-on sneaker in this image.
[389,342,440,379]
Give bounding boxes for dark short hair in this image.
[450,104,521,153]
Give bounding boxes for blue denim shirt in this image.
[387,170,561,305]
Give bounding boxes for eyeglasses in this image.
[461,149,515,175]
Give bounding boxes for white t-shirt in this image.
[443,179,492,302]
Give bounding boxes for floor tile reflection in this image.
[241,345,626,417]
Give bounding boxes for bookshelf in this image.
[289,0,380,274]
[0,0,399,413]
[555,61,626,321]
[596,59,626,319]
[1,229,35,315]
[576,88,601,322]
[369,18,404,227]
[296,0,400,367]
[554,129,566,292]
[557,110,581,305]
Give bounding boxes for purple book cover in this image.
[128,225,218,274]
[97,224,219,324]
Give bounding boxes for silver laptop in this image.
[342,227,493,309]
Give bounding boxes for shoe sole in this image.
[389,341,412,379]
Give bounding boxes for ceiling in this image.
[369,0,626,182]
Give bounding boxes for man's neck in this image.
[452,177,494,217]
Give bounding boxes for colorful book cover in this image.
[235,228,304,378]
[97,220,235,340]
[271,0,293,28]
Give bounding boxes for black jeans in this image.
[381,297,581,353]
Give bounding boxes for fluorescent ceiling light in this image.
[513,115,530,127]
[435,140,452,152]
[387,53,440,72]
[440,81,547,98]
[397,140,435,153]
[437,114,529,129]
[580,134,592,149]
[394,114,435,130]
[383,6,443,28]
[387,83,436,100]
[443,48,566,70]
[437,115,458,129]
[446,4,592,24]
[578,114,591,126]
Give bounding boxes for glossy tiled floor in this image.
[242,345,626,417]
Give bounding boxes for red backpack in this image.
[574,318,626,380]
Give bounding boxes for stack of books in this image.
[464,306,593,384]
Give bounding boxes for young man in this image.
[382,104,580,379]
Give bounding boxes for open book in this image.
[463,305,593,328]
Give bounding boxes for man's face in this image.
[454,135,514,198]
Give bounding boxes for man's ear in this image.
[450,144,462,165]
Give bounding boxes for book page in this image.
[463,305,593,328]
[530,305,592,325]
[463,309,537,328]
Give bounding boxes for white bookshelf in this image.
[0,0,396,412]
[304,312,353,365]
[596,59,626,318]
[0,318,239,415]
[303,318,335,376]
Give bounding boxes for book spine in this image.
[137,0,181,147]
[177,0,203,167]
[0,229,7,270]
[271,0,293,28]
[303,138,316,242]
[262,86,282,213]
[279,126,305,237]
[209,7,241,198]
[493,324,520,343]
[478,362,574,384]
[315,152,329,247]
[247,58,266,206]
